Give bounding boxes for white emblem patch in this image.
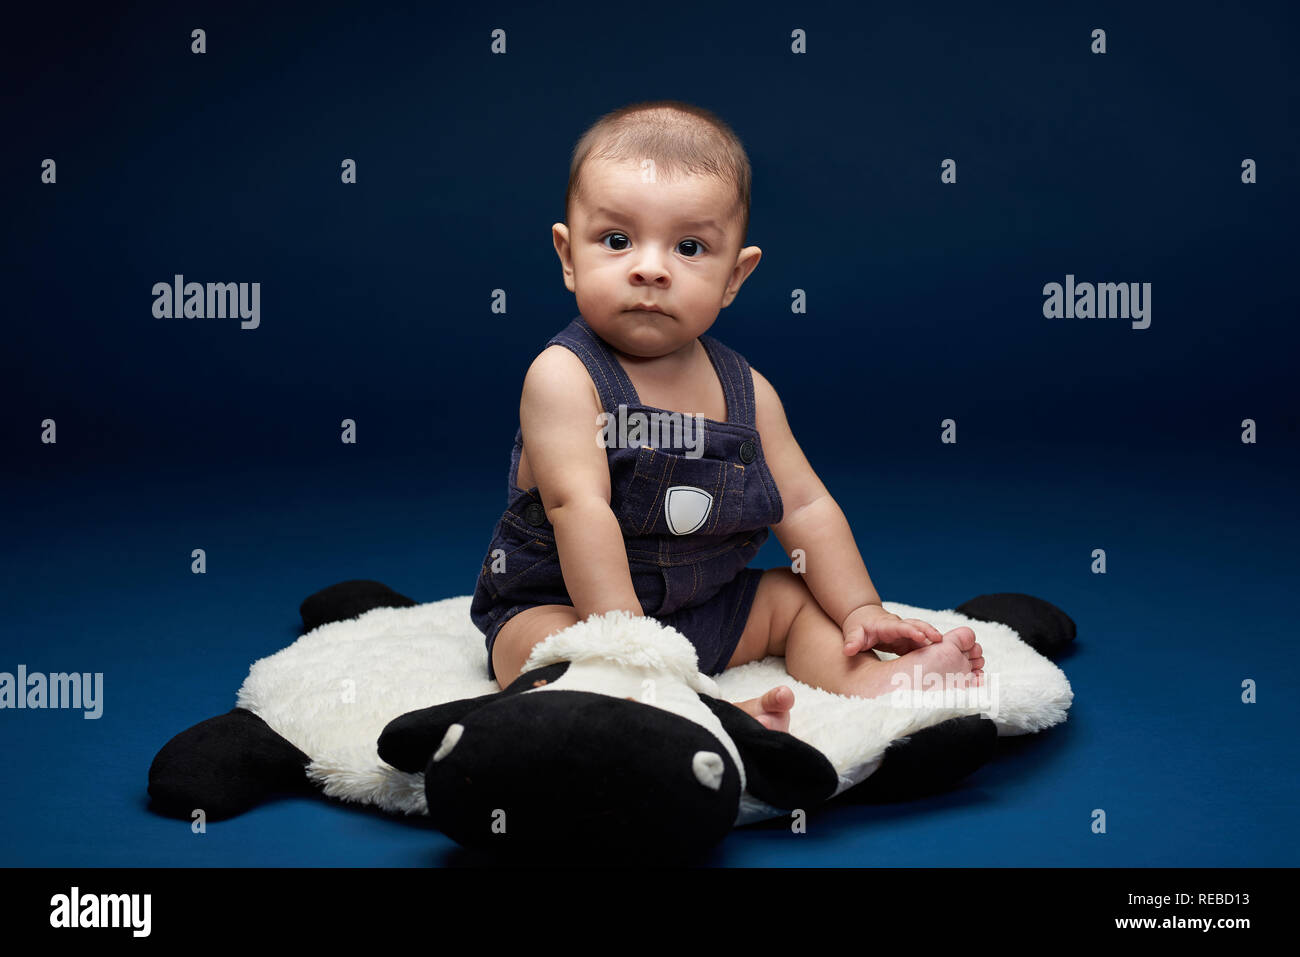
[664,485,713,535]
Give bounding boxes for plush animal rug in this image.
[216,590,1073,829]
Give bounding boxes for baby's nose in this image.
[630,254,670,284]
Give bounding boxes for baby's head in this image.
[552,100,762,358]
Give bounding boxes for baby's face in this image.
[553,156,760,359]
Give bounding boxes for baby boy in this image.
[469,100,984,731]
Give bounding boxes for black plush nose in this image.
[421,689,741,857]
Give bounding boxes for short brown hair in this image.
[564,99,752,250]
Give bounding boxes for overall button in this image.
[523,502,547,526]
[738,440,757,464]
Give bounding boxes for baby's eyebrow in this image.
[592,206,722,235]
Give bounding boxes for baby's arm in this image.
[752,368,940,649]
[518,346,643,621]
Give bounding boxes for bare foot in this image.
[853,626,985,700]
[730,685,794,733]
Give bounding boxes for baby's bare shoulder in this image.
[749,365,788,423]
[749,364,804,449]
[526,343,586,380]
[520,345,600,416]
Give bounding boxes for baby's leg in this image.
[728,568,984,700]
[495,602,796,733]
[491,604,581,689]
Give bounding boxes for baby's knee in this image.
[764,566,814,606]
[755,566,819,639]
[491,604,579,688]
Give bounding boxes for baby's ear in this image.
[722,245,762,307]
[552,223,577,290]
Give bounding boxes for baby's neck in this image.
[606,336,698,375]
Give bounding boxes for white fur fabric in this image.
[235,596,1072,826]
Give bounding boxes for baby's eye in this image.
[677,239,705,257]
[601,232,631,250]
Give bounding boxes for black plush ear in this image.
[841,714,998,803]
[148,707,313,820]
[377,661,571,773]
[955,592,1076,659]
[299,579,419,633]
[697,694,839,809]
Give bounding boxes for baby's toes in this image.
[941,627,977,653]
[763,685,794,714]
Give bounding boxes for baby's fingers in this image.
[882,620,930,646]
[903,618,944,644]
[842,625,867,656]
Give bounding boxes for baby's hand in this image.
[841,604,944,656]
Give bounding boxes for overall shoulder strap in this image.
[698,332,756,428]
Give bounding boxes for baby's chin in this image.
[593,315,694,355]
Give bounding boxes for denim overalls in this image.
[470,315,784,682]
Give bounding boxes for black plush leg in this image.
[299,579,418,633]
[148,707,313,821]
[841,714,998,803]
[955,592,1076,659]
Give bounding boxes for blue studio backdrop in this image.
[2,0,1297,866]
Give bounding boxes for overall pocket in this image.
[478,533,555,600]
[621,445,735,537]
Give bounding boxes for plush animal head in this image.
[377,612,840,857]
